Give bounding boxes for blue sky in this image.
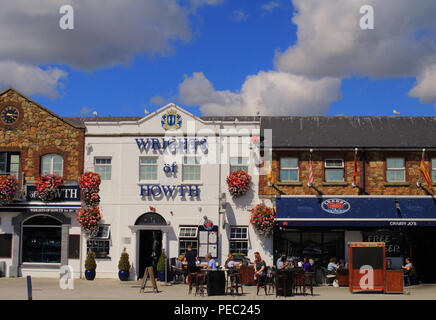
[2,0,436,118]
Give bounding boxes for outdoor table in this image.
[239,265,256,285]
[205,269,226,296]
[336,269,349,286]
[276,269,293,296]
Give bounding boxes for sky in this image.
[0,0,436,118]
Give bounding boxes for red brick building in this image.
[260,116,436,283]
[0,88,85,277]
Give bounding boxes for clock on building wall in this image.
[0,102,23,128]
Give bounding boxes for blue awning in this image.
[276,196,436,227]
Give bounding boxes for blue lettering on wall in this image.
[135,138,208,152]
[140,184,200,198]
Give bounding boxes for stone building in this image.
[0,88,84,278]
[260,116,436,283]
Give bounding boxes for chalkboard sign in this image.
[351,247,383,269]
[140,266,158,293]
[0,234,12,258]
[363,231,405,257]
[68,235,80,259]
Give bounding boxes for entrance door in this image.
[408,228,436,283]
[138,230,162,279]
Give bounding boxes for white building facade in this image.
[82,104,272,279]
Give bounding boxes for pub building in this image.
[0,88,84,278]
[260,116,436,283]
[66,104,269,279]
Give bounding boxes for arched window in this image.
[22,215,62,263]
[41,154,63,176]
[135,212,167,225]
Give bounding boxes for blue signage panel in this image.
[26,185,81,202]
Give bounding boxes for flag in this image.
[420,156,432,188]
[267,169,275,185]
[308,152,314,186]
[353,149,358,186]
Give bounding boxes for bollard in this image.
[27,275,32,300]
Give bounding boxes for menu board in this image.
[198,227,218,258]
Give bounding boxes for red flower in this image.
[226,170,251,197]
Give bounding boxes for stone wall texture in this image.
[259,150,435,197]
[0,89,84,184]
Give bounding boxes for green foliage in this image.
[156,249,167,272]
[118,248,131,271]
[85,251,97,271]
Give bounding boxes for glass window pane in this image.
[41,156,51,174]
[325,159,343,167]
[184,157,200,165]
[387,170,405,182]
[325,169,344,181]
[0,153,6,174]
[183,165,200,180]
[280,169,298,181]
[280,158,298,168]
[386,158,404,169]
[230,165,248,173]
[140,157,157,164]
[9,154,20,177]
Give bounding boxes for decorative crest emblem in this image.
[161,109,182,130]
[321,199,351,215]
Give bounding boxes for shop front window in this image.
[22,216,62,263]
[276,231,344,267]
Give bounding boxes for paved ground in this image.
[1,278,435,300]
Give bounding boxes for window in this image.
[139,157,157,180]
[386,158,405,182]
[229,227,248,256]
[94,158,111,180]
[183,156,201,181]
[87,225,111,258]
[41,154,63,176]
[432,159,436,182]
[230,157,249,173]
[22,216,62,263]
[179,226,198,256]
[280,157,299,181]
[0,234,12,258]
[325,159,344,182]
[0,152,20,178]
[68,235,80,259]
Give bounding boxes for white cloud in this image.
[149,95,167,106]
[190,0,225,7]
[408,64,436,107]
[275,0,436,79]
[0,61,66,98]
[80,107,91,115]
[233,10,249,22]
[179,71,341,116]
[261,2,280,14]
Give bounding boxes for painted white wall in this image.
[82,104,268,278]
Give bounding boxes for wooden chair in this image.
[256,274,268,296]
[226,271,243,295]
[267,268,276,295]
[275,272,287,297]
[292,269,305,295]
[195,273,207,296]
[304,272,315,296]
[188,273,197,294]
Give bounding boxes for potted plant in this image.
[226,170,252,197]
[156,249,167,282]
[250,203,277,237]
[0,175,19,205]
[35,174,63,201]
[84,251,97,280]
[118,248,131,281]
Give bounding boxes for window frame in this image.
[431,158,436,183]
[178,225,199,256]
[324,158,345,182]
[229,157,249,174]
[178,226,198,238]
[41,154,64,176]
[182,156,201,181]
[139,156,158,181]
[86,239,110,259]
[94,157,112,180]
[0,152,20,178]
[229,226,249,256]
[279,157,299,182]
[386,157,406,182]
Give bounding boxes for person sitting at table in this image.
[195,256,201,267]
[173,255,186,282]
[206,253,217,270]
[302,257,312,272]
[276,252,288,269]
[225,253,233,269]
[253,252,266,281]
[327,257,339,275]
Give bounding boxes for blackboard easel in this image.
[139,266,159,293]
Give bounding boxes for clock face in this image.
[0,106,20,125]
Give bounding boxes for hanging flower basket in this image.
[226,170,252,197]
[79,172,101,193]
[35,174,63,201]
[82,191,100,207]
[77,207,102,233]
[250,203,276,236]
[0,175,19,205]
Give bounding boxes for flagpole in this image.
[417,148,425,188]
[352,148,358,187]
[307,149,313,187]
